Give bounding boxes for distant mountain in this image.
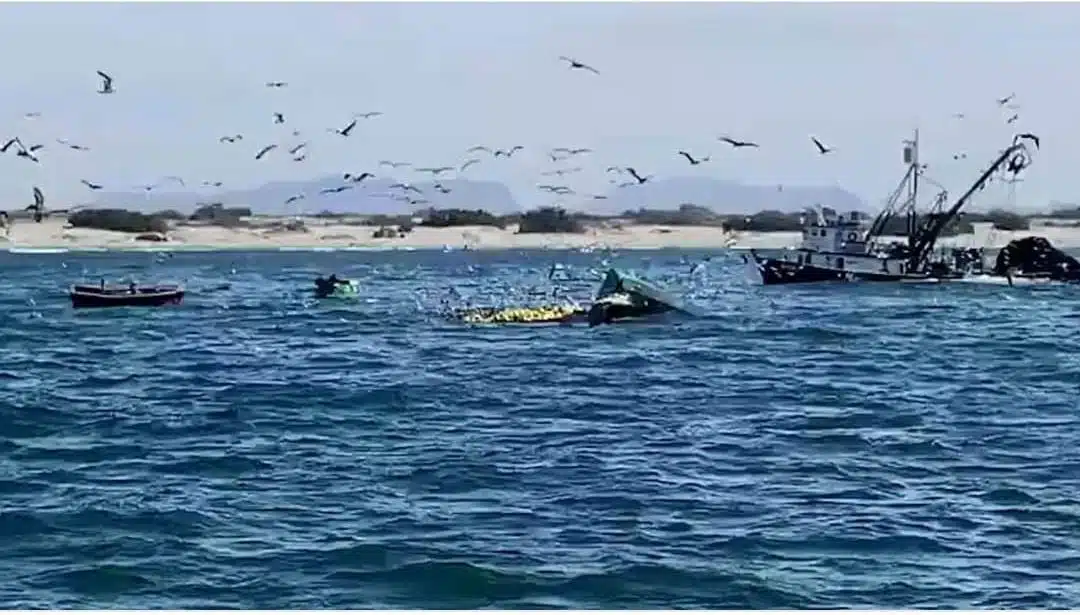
[90,174,865,217]
[588,177,865,216]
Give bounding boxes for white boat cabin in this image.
[799,207,871,255]
[783,206,913,276]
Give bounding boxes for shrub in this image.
[622,204,726,226]
[190,203,252,223]
[68,209,170,234]
[420,208,504,228]
[517,206,585,233]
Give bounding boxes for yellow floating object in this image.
[455,304,584,324]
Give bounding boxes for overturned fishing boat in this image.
[748,131,1040,285]
[586,268,703,326]
[451,268,701,326]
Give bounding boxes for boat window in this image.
[806,253,813,265]
[836,257,845,270]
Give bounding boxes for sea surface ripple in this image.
[2,248,1080,609]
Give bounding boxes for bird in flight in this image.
[379,160,411,168]
[0,137,24,154]
[678,151,710,165]
[81,180,104,190]
[344,172,374,183]
[288,143,307,156]
[811,137,833,155]
[542,167,582,177]
[460,158,481,172]
[56,139,89,151]
[415,166,454,176]
[1006,113,1019,124]
[354,111,383,119]
[273,112,285,124]
[96,70,114,94]
[626,167,650,184]
[719,136,759,148]
[266,81,288,88]
[494,146,524,158]
[559,56,599,75]
[219,134,243,143]
[997,93,1015,106]
[203,181,224,188]
[389,182,423,194]
[255,144,278,160]
[285,194,305,205]
[329,119,358,137]
[320,185,353,195]
[433,183,452,194]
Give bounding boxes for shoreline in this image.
[1,218,1078,254]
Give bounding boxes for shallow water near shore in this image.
[2,248,1080,608]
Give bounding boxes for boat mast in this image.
[865,130,921,241]
[904,129,919,250]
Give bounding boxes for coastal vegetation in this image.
[58,202,1075,238]
[68,209,170,234]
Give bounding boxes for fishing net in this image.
[992,236,1080,280]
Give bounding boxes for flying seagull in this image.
[1006,113,1019,124]
[273,112,285,124]
[415,166,454,176]
[678,151,710,165]
[266,81,288,88]
[379,160,411,168]
[389,182,423,194]
[288,142,308,155]
[96,70,114,94]
[811,137,833,155]
[344,172,374,183]
[997,93,1015,106]
[329,119,358,137]
[219,134,243,143]
[285,194,305,204]
[56,139,89,151]
[355,111,383,119]
[494,146,524,158]
[81,179,103,190]
[255,144,278,160]
[719,136,759,148]
[559,56,600,75]
[460,158,481,172]
[626,167,650,184]
[320,185,353,195]
[0,138,21,153]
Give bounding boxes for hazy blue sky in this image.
[0,2,1074,211]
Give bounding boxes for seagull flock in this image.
[0,62,1034,223]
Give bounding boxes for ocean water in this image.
[2,247,1080,609]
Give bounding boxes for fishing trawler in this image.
[748,131,1040,285]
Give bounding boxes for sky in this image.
[0,1,1075,212]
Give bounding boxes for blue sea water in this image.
[2,247,1080,609]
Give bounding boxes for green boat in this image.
[313,276,359,299]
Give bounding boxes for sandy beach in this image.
[0,217,1077,253]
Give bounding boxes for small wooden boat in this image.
[69,283,185,308]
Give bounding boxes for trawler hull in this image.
[748,251,960,286]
